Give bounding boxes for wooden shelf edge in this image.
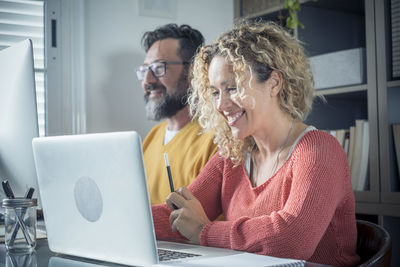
[314,84,367,96]
[235,0,310,20]
[381,192,400,204]
[387,80,400,88]
[356,202,400,217]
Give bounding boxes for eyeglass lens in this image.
[136,62,189,81]
[136,62,165,81]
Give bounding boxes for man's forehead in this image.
[144,38,181,64]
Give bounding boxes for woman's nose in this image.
[216,92,232,112]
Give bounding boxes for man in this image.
[137,24,218,205]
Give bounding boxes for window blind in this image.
[0,0,45,136]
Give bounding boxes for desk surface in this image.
[1,239,126,267]
[0,239,329,267]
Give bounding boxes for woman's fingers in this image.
[176,187,195,200]
[169,209,180,232]
[166,191,183,210]
[166,187,192,210]
[166,188,210,244]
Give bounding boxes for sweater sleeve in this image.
[152,203,186,242]
[187,152,224,221]
[200,132,350,260]
[152,152,224,241]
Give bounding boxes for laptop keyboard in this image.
[158,248,201,261]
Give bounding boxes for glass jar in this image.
[6,251,37,267]
[2,198,37,254]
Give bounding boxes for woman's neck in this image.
[250,119,307,187]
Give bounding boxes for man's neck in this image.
[166,106,191,131]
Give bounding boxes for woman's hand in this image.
[166,187,211,244]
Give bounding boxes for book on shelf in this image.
[324,123,369,191]
[348,126,356,170]
[357,120,369,191]
[327,129,347,149]
[349,120,370,191]
[393,124,400,179]
[335,129,346,148]
[343,130,350,156]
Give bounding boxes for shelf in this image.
[302,0,364,15]
[382,192,400,205]
[236,0,364,19]
[314,84,367,96]
[235,0,309,19]
[354,190,380,204]
[356,202,400,217]
[388,80,400,88]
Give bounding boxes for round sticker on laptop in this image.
[74,176,103,222]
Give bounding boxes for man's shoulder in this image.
[182,120,213,137]
[146,121,168,136]
[142,121,167,145]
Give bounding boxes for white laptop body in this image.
[32,132,243,266]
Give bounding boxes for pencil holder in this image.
[2,198,37,254]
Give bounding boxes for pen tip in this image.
[164,153,169,166]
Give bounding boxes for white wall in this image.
[84,0,234,139]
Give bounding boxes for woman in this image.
[152,21,359,266]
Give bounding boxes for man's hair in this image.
[141,24,204,62]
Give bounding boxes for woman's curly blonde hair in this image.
[189,21,314,166]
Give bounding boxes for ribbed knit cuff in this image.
[200,220,233,248]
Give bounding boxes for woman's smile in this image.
[225,110,245,126]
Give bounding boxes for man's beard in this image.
[144,88,188,121]
[144,69,189,121]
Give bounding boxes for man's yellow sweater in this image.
[143,120,218,205]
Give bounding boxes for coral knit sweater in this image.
[152,130,360,267]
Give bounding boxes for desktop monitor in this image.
[0,39,41,207]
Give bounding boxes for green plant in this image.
[284,0,303,29]
[284,0,318,30]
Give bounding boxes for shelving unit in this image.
[235,0,399,264]
[376,0,400,206]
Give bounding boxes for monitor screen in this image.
[0,39,41,207]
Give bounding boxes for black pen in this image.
[163,153,178,209]
[164,153,175,192]
[2,180,15,199]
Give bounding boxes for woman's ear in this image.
[269,70,282,96]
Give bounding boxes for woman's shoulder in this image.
[294,129,347,158]
[300,129,339,145]
[205,150,242,170]
[196,150,242,180]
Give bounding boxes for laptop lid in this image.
[32,132,158,266]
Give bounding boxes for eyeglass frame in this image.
[136,61,190,81]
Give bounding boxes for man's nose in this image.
[142,69,158,91]
[143,68,158,84]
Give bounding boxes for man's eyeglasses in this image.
[136,61,189,81]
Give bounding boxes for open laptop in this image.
[32,131,304,267]
[31,132,243,266]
